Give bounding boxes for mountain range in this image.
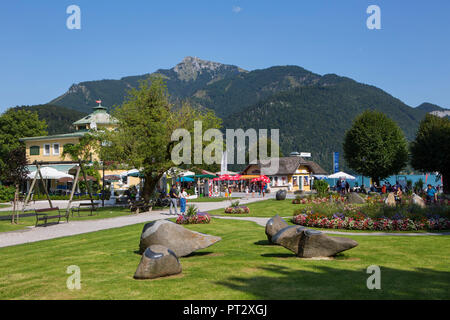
[11,56,448,173]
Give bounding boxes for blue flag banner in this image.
[333,152,339,173]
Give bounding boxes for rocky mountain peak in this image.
[173,56,245,81]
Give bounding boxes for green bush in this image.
[312,180,329,197]
[0,185,15,202]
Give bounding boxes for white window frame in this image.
[53,143,60,156]
[43,144,51,156]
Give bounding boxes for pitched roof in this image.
[256,156,327,175]
[19,132,86,142]
[72,105,118,126]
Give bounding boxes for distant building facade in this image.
[242,156,327,192]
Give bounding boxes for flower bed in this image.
[176,212,211,224]
[292,196,346,204]
[292,212,450,231]
[224,206,250,214]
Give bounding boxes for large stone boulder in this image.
[385,192,396,207]
[272,225,306,254]
[134,245,182,279]
[272,227,358,258]
[347,192,366,204]
[265,215,289,243]
[412,193,426,208]
[276,190,287,200]
[139,220,221,257]
[297,229,358,258]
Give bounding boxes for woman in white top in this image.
[180,188,188,214]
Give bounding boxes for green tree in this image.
[0,147,29,224]
[410,114,450,194]
[100,75,221,202]
[0,109,47,176]
[343,110,408,185]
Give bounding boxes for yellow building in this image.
[242,156,327,192]
[19,104,140,193]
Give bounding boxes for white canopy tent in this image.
[27,166,74,180]
[327,171,356,180]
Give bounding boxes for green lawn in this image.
[0,218,448,299]
[0,204,10,209]
[209,199,298,217]
[0,206,134,233]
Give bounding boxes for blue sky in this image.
[0,0,449,112]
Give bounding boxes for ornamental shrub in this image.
[0,185,15,202]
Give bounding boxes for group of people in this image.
[335,180,350,195]
[245,182,267,198]
[168,185,188,215]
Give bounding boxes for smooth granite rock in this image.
[272,225,307,254]
[265,215,289,243]
[347,192,366,204]
[412,193,426,208]
[276,190,287,200]
[271,226,358,258]
[297,229,359,258]
[139,220,221,257]
[134,245,182,279]
[385,192,396,207]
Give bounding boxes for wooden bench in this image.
[71,202,99,217]
[129,200,151,214]
[35,207,69,227]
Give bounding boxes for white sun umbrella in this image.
[27,166,74,180]
[327,171,356,180]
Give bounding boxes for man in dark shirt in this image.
[169,185,179,215]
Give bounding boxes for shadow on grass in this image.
[183,251,215,258]
[215,264,450,299]
[261,253,296,258]
[254,240,273,246]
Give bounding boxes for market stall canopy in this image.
[176,176,195,182]
[180,170,195,177]
[327,171,356,180]
[239,175,261,180]
[27,167,74,180]
[313,175,328,180]
[251,175,270,183]
[186,174,217,179]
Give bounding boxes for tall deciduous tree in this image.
[343,110,408,185]
[410,114,450,194]
[99,75,221,202]
[0,147,29,224]
[0,109,47,176]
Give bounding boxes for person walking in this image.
[426,184,437,204]
[179,188,188,214]
[169,185,179,215]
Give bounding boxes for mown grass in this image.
[0,218,448,300]
[209,199,298,218]
[0,206,133,233]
